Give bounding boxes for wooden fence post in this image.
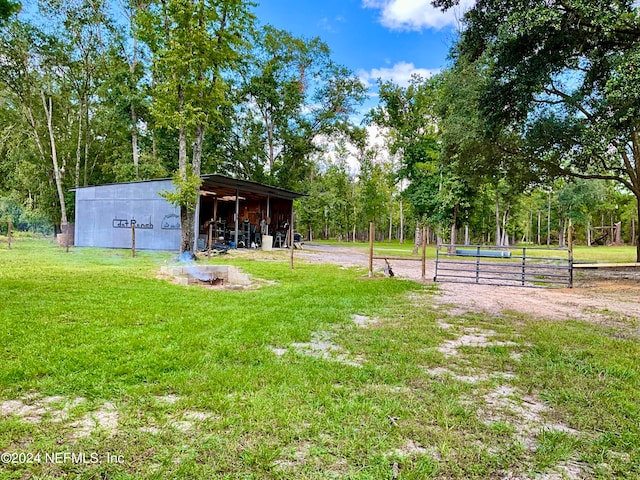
[131,223,136,258]
[368,222,374,278]
[65,222,70,253]
[7,217,11,250]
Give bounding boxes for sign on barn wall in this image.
[112,217,154,229]
[161,214,181,230]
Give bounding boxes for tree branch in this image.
[543,84,594,121]
[558,167,636,193]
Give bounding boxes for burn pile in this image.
[160,264,252,289]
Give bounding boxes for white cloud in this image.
[362,0,474,31]
[318,15,347,33]
[358,61,439,88]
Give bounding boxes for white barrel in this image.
[262,235,273,251]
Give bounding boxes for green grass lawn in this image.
[0,238,639,478]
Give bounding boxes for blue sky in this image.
[253,0,472,167]
[254,0,470,92]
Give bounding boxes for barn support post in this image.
[266,195,271,236]
[234,187,239,247]
[290,206,294,270]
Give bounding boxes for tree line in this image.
[1,1,639,260]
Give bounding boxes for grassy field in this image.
[0,238,639,478]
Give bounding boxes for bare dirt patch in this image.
[69,401,118,439]
[351,314,378,327]
[1,395,86,424]
[437,330,518,357]
[287,331,363,367]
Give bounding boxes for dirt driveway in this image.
[297,243,640,331]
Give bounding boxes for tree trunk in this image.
[537,211,541,245]
[75,102,83,188]
[353,205,356,243]
[131,102,139,179]
[495,190,501,247]
[131,31,140,179]
[193,123,205,177]
[180,204,196,253]
[412,221,421,254]
[177,80,192,253]
[41,92,68,227]
[83,95,90,186]
[388,197,393,242]
[635,196,640,261]
[615,221,622,244]
[501,208,509,246]
[547,190,551,247]
[587,220,592,246]
[399,198,404,244]
[451,203,459,246]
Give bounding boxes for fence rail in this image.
[434,244,573,288]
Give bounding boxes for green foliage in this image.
[0,0,18,23]
[160,169,202,212]
[297,160,355,239]
[438,0,640,257]
[0,196,53,234]
[358,151,389,223]
[232,25,366,191]
[558,180,606,225]
[135,0,254,132]
[368,75,479,237]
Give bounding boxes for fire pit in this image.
[160,265,252,289]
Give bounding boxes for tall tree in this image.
[236,25,366,190]
[368,76,467,246]
[0,20,72,230]
[436,0,640,260]
[40,0,114,188]
[136,0,254,253]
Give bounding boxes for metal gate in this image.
[434,245,573,288]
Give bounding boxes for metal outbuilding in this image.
[73,174,303,251]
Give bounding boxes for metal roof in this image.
[71,174,305,200]
[199,174,304,201]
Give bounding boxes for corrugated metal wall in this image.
[74,179,181,250]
